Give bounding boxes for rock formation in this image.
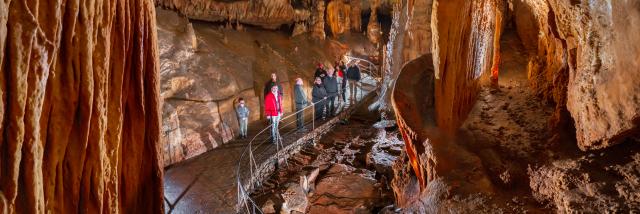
[311,0,327,40]
[512,0,640,150]
[327,0,352,37]
[401,0,433,63]
[0,0,163,213]
[155,0,310,29]
[431,0,505,133]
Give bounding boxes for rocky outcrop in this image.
[327,0,351,37]
[308,164,385,214]
[513,0,640,150]
[431,0,505,133]
[528,152,640,212]
[366,0,382,45]
[310,0,327,40]
[401,0,433,63]
[155,0,310,29]
[0,0,163,213]
[350,0,363,32]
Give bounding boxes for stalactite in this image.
[0,0,164,213]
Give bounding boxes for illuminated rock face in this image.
[155,0,310,29]
[514,0,640,150]
[431,0,504,134]
[0,0,163,213]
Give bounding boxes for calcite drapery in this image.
[431,0,504,133]
[0,0,164,213]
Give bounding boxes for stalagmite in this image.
[0,0,164,213]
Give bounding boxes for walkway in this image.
[163,85,376,214]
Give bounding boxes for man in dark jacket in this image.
[346,63,361,105]
[311,77,328,120]
[323,68,339,116]
[264,73,284,97]
[294,78,309,131]
[314,63,327,80]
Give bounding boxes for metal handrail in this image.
[235,97,328,213]
[236,57,380,214]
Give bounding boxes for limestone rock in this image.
[528,153,640,212]
[311,0,327,40]
[401,0,433,63]
[155,0,311,29]
[431,0,505,133]
[308,164,383,214]
[327,0,352,37]
[280,183,309,214]
[0,0,164,212]
[514,0,640,150]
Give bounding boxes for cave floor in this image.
[458,29,640,212]
[250,95,400,213]
[163,87,376,214]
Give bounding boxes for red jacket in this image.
[337,69,344,78]
[264,92,283,116]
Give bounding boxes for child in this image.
[236,98,250,139]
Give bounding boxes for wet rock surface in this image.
[251,105,400,213]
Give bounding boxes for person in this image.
[335,64,346,103]
[346,62,361,105]
[339,60,347,71]
[235,98,250,139]
[323,68,339,116]
[264,72,284,97]
[314,63,327,80]
[311,77,328,120]
[294,78,309,131]
[264,85,283,143]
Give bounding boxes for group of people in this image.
[235,61,362,143]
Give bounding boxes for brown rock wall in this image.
[0,0,163,213]
[155,0,310,29]
[514,0,640,149]
[431,0,504,133]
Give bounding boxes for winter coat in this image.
[264,80,284,96]
[264,92,283,117]
[323,76,339,97]
[294,85,309,106]
[346,65,361,81]
[236,105,250,118]
[312,84,328,102]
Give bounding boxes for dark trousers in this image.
[296,104,305,128]
[313,99,325,119]
[326,95,336,116]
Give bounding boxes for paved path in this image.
[163,86,375,214]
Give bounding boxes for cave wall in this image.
[514,0,640,150]
[155,0,310,29]
[431,0,505,133]
[0,0,163,213]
